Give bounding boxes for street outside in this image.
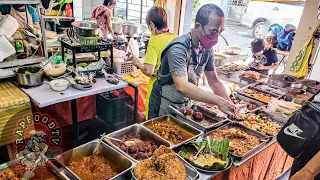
[221,20,254,55]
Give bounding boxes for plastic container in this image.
[114,61,134,74]
[96,90,132,124]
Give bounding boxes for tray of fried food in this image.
[238,86,279,103]
[205,122,269,162]
[239,109,283,137]
[142,115,203,147]
[55,140,133,180]
[132,145,199,180]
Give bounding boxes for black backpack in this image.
[277,101,320,159]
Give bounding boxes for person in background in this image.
[91,0,117,40]
[245,38,279,75]
[131,6,177,120]
[0,4,40,29]
[148,4,235,119]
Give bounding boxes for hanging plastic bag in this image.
[0,35,16,62]
[127,38,139,57]
[294,38,313,78]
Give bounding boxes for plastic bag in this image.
[127,38,139,57]
[0,35,15,62]
[294,38,313,78]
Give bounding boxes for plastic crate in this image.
[96,91,132,124]
[114,61,134,74]
[125,102,145,123]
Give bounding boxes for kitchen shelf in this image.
[0,57,45,69]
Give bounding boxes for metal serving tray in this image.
[131,153,200,180]
[142,115,203,148]
[239,73,268,85]
[55,140,133,180]
[237,86,279,104]
[243,108,284,138]
[251,82,286,97]
[173,144,233,173]
[104,124,171,163]
[169,105,229,132]
[204,122,269,163]
[233,93,266,110]
[0,159,70,180]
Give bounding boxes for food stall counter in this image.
[20,78,128,108]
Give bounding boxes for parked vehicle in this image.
[241,1,304,38]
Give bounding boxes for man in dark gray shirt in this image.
[148,4,235,119]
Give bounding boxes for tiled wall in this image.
[82,0,104,20]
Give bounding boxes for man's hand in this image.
[217,99,235,117]
[248,62,253,67]
[290,168,315,180]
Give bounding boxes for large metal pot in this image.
[122,22,142,36]
[112,21,123,35]
[267,74,301,88]
[15,66,44,87]
[72,21,100,37]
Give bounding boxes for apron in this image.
[151,34,209,118]
[10,5,34,29]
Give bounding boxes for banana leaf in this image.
[209,139,229,161]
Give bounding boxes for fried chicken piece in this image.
[156,153,177,171]
[134,159,156,180]
[163,158,186,180]
[151,145,174,164]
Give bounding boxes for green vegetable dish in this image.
[178,138,230,171]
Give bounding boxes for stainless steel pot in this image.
[122,22,142,36]
[15,66,44,87]
[72,21,100,37]
[112,21,123,35]
[267,74,301,88]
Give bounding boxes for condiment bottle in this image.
[13,31,26,59]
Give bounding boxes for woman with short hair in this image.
[91,0,117,40]
[131,6,177,120]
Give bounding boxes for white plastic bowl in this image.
[49,79,69,92]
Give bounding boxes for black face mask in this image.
[14,4,26,8]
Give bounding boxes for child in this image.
[245,38,279,75]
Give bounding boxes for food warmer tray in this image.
[55,140,133,180]
[104,124,171,163]
[216,69,242,78]
[131,153,200,180]
[204,122,269,163]
[0,159,70,180]
[237,86,280,104]
[251,82,286,97]
[169,105,230,132]
[233,93,266,111]
[242,109,284,138]
[301,79,320,94]
[173,144,233,173]
[239,73,268,85]
[141,115,204,148]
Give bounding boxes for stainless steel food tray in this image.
[237,85,280,104]
[169,105,230,132]
[55,140,133,180]
[243,108,284,138]
[204,122,269,163]
[104,124,171,163]
[0,159,70,180]
[173,144,233,173]
[233,93,266,111]
[141,115,203,148]
[251,82,286,97]
[131,153,200,180]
